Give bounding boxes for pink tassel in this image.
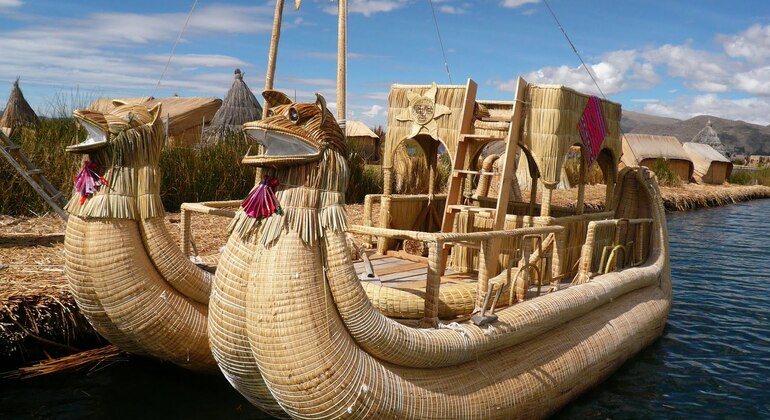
[241,175,283,224]
[73,161,106,205]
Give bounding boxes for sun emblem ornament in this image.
[396,83,452,138]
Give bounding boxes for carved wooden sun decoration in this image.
[396,82,452,139]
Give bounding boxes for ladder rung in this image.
[460,134,505,143]
[479,116,511,123]
[453,169,495,177]
[27,169,42,175]
[3,144,21,151]
[51,191,64,201]
[446,205,496,217]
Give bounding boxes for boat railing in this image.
[573,217,654,284]
[179,200,240,257]
[349,224,564,327]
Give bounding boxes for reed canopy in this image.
[621,134,693,182]
[683,142,732,184]
[0,78,39,136]
[202,69,262,144]
[691,119,730,158]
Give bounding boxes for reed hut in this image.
[88,96,222,146]
[346,120,380,162]
[748,155,770,167]
[88,96,155,113]
[202,69,262,144]
[691,119,731,158]
[621,134,693,182]
[0,79,39,136]
[683,142,733,184]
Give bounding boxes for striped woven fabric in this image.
[577,96,608,168]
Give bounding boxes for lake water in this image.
[2,199,769,419]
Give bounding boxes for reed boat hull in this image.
[64,215,215,372]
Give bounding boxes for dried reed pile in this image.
[659,184,770,211]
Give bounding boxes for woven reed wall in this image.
[383,84,467,172]
[521,84,621,189]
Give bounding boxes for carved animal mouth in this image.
[67,111,108,154]
[242,126,321,167]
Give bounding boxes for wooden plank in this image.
[375,262,426,276]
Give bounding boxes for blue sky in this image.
[1,0,769,126]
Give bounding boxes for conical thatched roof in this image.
[0,78,39,134]
[203,69,262,143]
[691,120,730,157]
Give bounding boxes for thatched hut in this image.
[691,119,731,158]
[88,96,155,113]
[0,79,39,135]
[346,120,380,162]
[683,142,732,184]
[202,69,262,144]
[621,134,693,182]
[89,96,222,146]
[748,155,770,167]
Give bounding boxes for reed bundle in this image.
[4,345,123,379]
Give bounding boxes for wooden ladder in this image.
[0,130,68,221]
[439,76,528,277]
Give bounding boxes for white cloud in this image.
[439,5,466,14]
[362,104,385,118]
[643,94,770,125]
[717,24,770,63]
[500,0,539,9]
[324,0,408,17]
[643,44,732,93]
[631,99,659,103]
[502,49,656,96]
[733,67,770,96]
[0,0,22,8]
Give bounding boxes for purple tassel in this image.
[241,175,283,223]
[73,161,107,205]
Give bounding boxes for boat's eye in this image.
[288,107,300,123]
[266,109,275,117]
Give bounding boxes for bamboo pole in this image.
[263,0,285,116]
[337,0,347,128]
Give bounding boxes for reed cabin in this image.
[351,78,655,327]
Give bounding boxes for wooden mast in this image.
[337,0,347,131]
[263,0,286,116]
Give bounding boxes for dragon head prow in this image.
[241,91,346,167]
[68,101,163,155]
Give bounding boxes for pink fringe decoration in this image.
[73,161,107,205]
[241,175,283,223]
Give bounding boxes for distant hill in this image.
[621,110,770,156]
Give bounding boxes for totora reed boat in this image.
[63,101,216,372]
[208,80,672,418]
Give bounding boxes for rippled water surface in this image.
[2,200,769,419]
[556,199,770,418]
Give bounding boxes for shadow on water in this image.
[2,200,770,419]
[0,356,272,419]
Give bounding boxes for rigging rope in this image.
[427,0,452,84]
[542,0,606,99]
[153,0,199,96]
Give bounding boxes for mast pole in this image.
[263,0,285,117]
[337,0,347,132]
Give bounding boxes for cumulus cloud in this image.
[499,49,657,96]
[439,6,466,14]
[362,104,385,118]
[0,4,277,108]
[717,24,770,63]
[643,94,770,125]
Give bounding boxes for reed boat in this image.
[63,101,215,372]
[210,80,672,418]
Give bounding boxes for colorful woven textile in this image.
[577,96,608,168]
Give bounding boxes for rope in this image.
[427,0,452,84]
[542,0,606,99]
[153,0,199,96]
